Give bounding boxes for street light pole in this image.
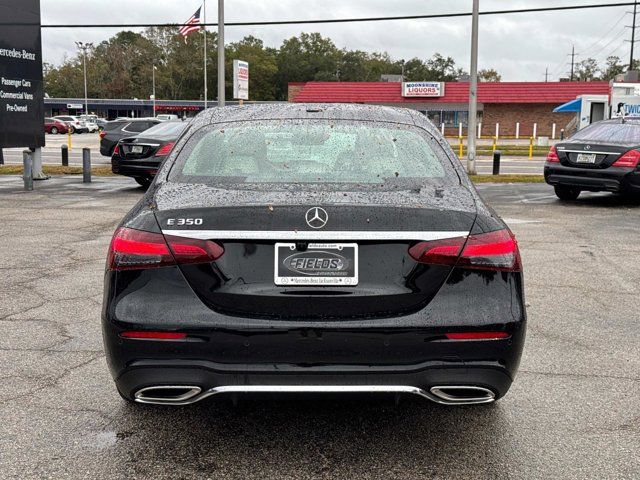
[218,0,225,107]
[466,0,479,175]
[75,41,93,115]
[152,65,157,116]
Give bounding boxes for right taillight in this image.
[107,227,224,270]
[546,146,560,163]
[409,229,521,272]
[612,149,640,168]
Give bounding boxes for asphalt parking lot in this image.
[0,176,638,479]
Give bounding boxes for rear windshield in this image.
[571,121,640,143]
[169,120,456,189]
[142,121,187,137]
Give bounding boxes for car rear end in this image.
[544,120,640,196]
[111,122,186,181]
[102,106,526,407]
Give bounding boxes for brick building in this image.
[289,81,610,138]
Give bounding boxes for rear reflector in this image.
[409,229,521,272]
[107,227,224,270]
[546,146,560,163]
[612,149,640,168]
[445,332,510,340]
[155,142,175,156]
[120,331,187,340]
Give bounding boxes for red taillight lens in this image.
[107,227,224,270]
[546,146,559,163]
[444,331,510,340]
[99,131,106,139]
[113,144,120,155]
[612,149,640,168]
[409,229,521,272]
[155,142,175,156]
[120,331,187,340]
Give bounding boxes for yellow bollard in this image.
[67,128,72,150]
[458,136,463,158]
[529,137,534,159]
[492,136,497,152]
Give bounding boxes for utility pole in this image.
[152,64,157,116]
[217,0,225,107]
[203,0,207,108]
[630,0,638,71]
[75,41,93,114]
[466,0,479,175]
[544,67,549,82]
[569,45,577,81]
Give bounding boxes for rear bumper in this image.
[111,158,160,178]
[544,163,640,192]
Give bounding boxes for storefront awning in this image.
[553,98,581,113]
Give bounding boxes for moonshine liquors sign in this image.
[233,59,249,100]
[0,0,44,148]
[402,81,445,98]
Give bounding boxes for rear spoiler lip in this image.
[161,229,469,242]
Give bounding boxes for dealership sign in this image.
[402,82,445,98]
[233,59,249,100]
[0,0,44,148]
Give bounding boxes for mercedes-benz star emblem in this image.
[585,145,591,150]
[305,207,328,229]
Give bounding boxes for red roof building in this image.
[289,81,611,137]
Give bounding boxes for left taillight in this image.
[155,142,175,157]
[113,145,120,155]
[107,227,224,270]
[409,229,521,272]
[612,149,640,168]
[546,146,560,163]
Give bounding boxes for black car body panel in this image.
[544,119,640,194]
[102,104,526,406]
[100,119,161,157]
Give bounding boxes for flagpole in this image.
[203,0,207,108]
[218,0,225,107]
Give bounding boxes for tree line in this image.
[44,30,505,101]
[572,56,636,81]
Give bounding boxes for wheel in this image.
[68,126,75,134]
[134,177,152,188]
[554,185,580,201]
[50,126,58,134]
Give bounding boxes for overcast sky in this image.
[41,0,632,81]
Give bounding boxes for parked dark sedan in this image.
[544,118,640,200]
[99,118,160,157]
[103,104,526,407]
[111,121,187,187]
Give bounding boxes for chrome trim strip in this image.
[557,149,617,155]
[134,385,202,404]
[429,386,495,404]
[162,230,469,241]
[133,384,495,406]
[122,142,161,147]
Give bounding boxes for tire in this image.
[554,185,580,201]
[50,127,58,134]
[68,126,75,134]
[134,177,152,188]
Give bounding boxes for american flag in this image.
[179,6,202,38]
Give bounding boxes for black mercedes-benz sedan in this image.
[544,118,640,200]
[111,121,188,188]
[102,104,526,407]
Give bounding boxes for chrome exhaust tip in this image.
[429,386,495,405]
[134,385,202,405]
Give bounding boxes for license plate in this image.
[274,243,358,286]
[576,153,596,164]
[131,145,144,154]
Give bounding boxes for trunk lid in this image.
[556,141,633,169]
[154,182,477,320]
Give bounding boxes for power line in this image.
[26,2,640,29]
[580,11,628,56]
